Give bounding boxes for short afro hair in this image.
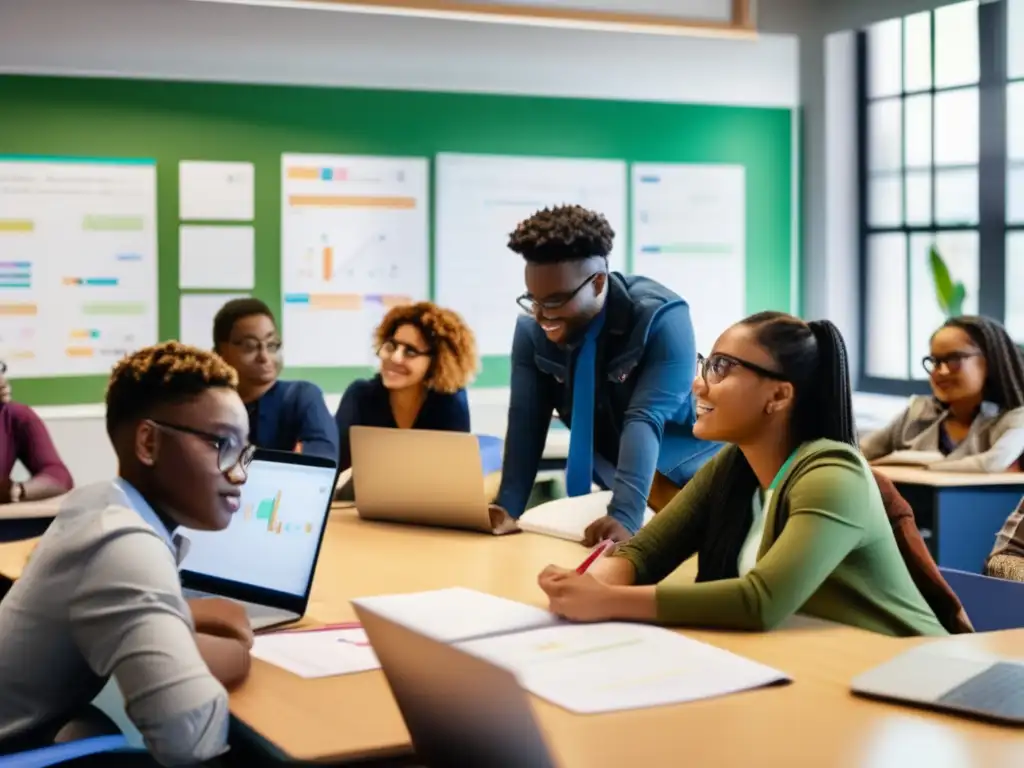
[213,298,276,347]
[106,341,238,440]
[508,205,614,264]
[374,302,478,394]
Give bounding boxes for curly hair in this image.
[507,205,614,264]
[374,302,478,394]
[106,341,239,439]
[940,316,1024,410]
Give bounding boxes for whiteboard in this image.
[435,153,627,356]
[280,153,430,367]
[631,163,745,355]
[0,157,158,377]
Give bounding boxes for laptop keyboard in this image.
[937,662,1024,720]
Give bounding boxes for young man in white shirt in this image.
[0,341,256,765]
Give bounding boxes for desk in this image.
[875,466,1024,573]
[230,511,1024,767]
[0,536,38,582]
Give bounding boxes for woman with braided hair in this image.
[538,312,947,636]
[861,315,1024,472]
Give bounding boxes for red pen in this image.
[576,540,612,575]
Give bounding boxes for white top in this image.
[738,488,772,576]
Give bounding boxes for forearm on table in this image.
[589,555,636,586]
[605,585,658,622]
[21,472,71,501]
[195,633,251,690]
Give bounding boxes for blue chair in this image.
[939,567,1024,632]
[0,734,131,767]
[475,434,504,476]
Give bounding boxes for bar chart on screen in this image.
[180,460,334,596]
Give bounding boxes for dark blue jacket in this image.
[247,379,339,462]
[334,375,471,471]
[495,272,720,532]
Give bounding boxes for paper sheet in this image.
[252,627,380,679]
[179,225,255,289]
[178,293,248,349]
[351,587,560,643]
[517,490,654,542]
[458,622,789,714]
[179,161,254,221]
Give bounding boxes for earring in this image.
[764,403,775,415]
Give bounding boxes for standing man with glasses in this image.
[212,298,338,461]
[0,341,255,765]
[490,205,720,545]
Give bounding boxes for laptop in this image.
[851,642,1024,725]
[349,426,508,534]
[353,601,559,768]
[178,449,337,631]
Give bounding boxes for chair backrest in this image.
[0,735,130,768]
[939,567,1024,632]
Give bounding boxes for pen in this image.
[576,540,612,575]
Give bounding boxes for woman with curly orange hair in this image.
[333,302,479,472]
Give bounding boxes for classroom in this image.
[0,0,1023,765]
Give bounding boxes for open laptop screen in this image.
[180,452,336,598]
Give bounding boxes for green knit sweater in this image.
[614,440,948,637]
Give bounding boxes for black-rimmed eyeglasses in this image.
[516,273,602,314]
[150,420,255,473]
[697,353,788,385]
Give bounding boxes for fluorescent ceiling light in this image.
[186,0,757,39]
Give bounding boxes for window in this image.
[858,1,1015,395]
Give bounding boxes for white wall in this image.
[2,0,803,484]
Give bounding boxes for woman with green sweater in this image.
[538,312,946,637]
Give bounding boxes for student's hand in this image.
[582,516,631,547]
[188,598,254,648]
[538,566,616,622]
[488,504,521,536]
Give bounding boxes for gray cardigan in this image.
[860,395,1024,473]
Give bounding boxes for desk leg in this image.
[932,488,1021,573]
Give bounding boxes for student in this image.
[0,362,74,506]
[861,316,1024,472]
[490,205,719,545]
[987,497,1024,581]
[334,301,478,472]
[538,313,947,637]
[213,298,339,461]
[0,342,254,765]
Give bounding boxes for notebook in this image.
[870,450,946,467]
[517,490,655,542]
[351,587,789,714]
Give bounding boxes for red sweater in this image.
[0,403,73,492]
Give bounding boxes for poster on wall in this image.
[0,156,158,377]
[631,163,746,355]
[280,153,429,367]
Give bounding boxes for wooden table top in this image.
[229,509,1024,767]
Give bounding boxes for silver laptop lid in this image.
[180,449,337,614]
[350,426,492,532]
[354,603,558,768]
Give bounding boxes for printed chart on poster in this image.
[0,157,158,377]
[435,154,627,356]
[180,458,334,596]
[280,154,429,367]
[632,164,745,356]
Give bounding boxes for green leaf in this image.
[949,281,966,317]
[929,245,956,315]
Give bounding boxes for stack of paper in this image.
[353,588,789,714]
[517,491,654,542]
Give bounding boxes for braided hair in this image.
[697,313,857,583]
[940,316,1024,410]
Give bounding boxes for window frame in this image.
[856,0,1008,396]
